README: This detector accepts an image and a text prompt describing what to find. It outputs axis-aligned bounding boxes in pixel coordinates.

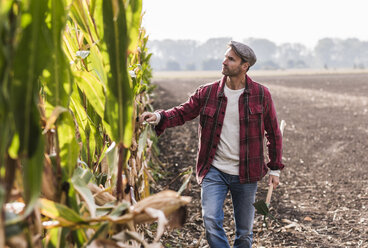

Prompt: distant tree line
[148,37,368,71]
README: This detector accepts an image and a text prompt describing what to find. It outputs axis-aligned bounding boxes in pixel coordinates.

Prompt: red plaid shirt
[155,75,284,184]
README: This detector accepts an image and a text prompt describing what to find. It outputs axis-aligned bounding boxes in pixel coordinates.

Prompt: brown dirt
[150,72,368,247]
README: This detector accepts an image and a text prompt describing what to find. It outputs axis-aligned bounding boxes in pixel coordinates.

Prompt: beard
[222,64,242,76]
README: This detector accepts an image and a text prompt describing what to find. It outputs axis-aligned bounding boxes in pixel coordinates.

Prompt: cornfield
[0,0,190,247]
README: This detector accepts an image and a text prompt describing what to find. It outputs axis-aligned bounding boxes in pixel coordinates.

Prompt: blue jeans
[201,166,257,248]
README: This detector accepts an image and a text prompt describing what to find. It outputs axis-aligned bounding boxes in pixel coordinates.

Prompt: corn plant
[0,0,190,247]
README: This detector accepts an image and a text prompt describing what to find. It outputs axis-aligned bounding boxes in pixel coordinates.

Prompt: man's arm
[263,88,284,188]
[139,85,206,136]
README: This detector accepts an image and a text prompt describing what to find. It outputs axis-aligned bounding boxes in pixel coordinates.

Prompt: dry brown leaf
[105,190,191,226]
[143,166,156,184]
[88,239,121,248]
[130,158,138,178]
[42,154,57,201]
[100,157,109,174]
[88,183,116,206]
[42,106,68,134]
[132,190,191,223]
[90,190,191,230]
[144,208,168,242]
[5,233,28,248]
[131,139,138,152]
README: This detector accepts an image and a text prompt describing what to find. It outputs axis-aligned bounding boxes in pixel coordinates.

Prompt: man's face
[221,48,247,76]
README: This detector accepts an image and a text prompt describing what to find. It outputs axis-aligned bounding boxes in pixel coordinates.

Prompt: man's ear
[242,62,250,71]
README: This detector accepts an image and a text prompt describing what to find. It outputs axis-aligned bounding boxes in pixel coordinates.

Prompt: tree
[202,58,222,71]
[166,60,181,71]
[198,37,232,60]
[244,38,277,62]
[315,38,336,68]
[148,39,198,71]
[276,43,310,69]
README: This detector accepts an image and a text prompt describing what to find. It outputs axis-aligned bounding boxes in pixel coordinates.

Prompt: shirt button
[212,145,216,148]
[218,123,222,126]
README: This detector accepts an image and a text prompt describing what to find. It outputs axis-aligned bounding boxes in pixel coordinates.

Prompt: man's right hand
[139,112,157,124]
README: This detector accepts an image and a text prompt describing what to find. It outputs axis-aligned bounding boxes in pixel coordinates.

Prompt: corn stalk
[0,0,190,247]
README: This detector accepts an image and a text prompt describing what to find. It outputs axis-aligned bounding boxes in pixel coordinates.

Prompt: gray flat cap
[229,41,257,67]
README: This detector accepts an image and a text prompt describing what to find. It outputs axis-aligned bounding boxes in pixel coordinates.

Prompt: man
[140,41,284,247]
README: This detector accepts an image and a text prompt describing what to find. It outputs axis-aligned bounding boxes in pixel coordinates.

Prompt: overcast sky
[142,0,367,48]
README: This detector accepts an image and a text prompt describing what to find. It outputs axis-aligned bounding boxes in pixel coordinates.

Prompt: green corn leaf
[0,0,12,16]
[70,83,96,166]
[109,201,130,217]
[70,83,88,130]
[6,0,48,225]
[125,0,142,53]
[74,71,105,119]
[74,166,93,184]
[22,134,45,212]
[103,0,134,147]
[85,223,110,246]
[62,21,80,64]
[85,202,129,245]
[0,0,11,166]
[83,122,95,166]
[44,223,84,248]
[7,132,19,159]
[71,167,96,217]
[43,0,72,123]
[10,0,48,158]
[87,102,103,164]
[44,227,67,248]
[137,124,148,159]
[0,95,9,165]
[105,141,118,188]
[6,135,45,225]
[40,198,87,226]
[89,43,108,85]
[0,185,4,209]
[57,110,79,180]
[91,0,104,43]
[70,0,99,45]
[71,228,88,247]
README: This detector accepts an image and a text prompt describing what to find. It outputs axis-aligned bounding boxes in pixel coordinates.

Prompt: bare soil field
[150,71,368,247]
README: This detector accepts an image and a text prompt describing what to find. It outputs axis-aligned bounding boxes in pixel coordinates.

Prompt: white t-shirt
[212,84,244,175]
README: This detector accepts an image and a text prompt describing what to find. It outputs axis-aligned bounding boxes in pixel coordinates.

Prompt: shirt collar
[217,75,252,98]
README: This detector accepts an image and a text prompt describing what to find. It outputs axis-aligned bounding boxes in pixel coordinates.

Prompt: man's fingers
[139,112,156,124]
[139,112,150,123]
[269,175,279,189]
[146,116,156,122]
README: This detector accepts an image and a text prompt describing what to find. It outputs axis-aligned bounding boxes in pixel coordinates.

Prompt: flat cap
[229,41,257,67]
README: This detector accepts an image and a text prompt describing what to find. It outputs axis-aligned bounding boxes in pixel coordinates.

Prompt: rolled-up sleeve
[264,89,284,170]
[155,87,203,136]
